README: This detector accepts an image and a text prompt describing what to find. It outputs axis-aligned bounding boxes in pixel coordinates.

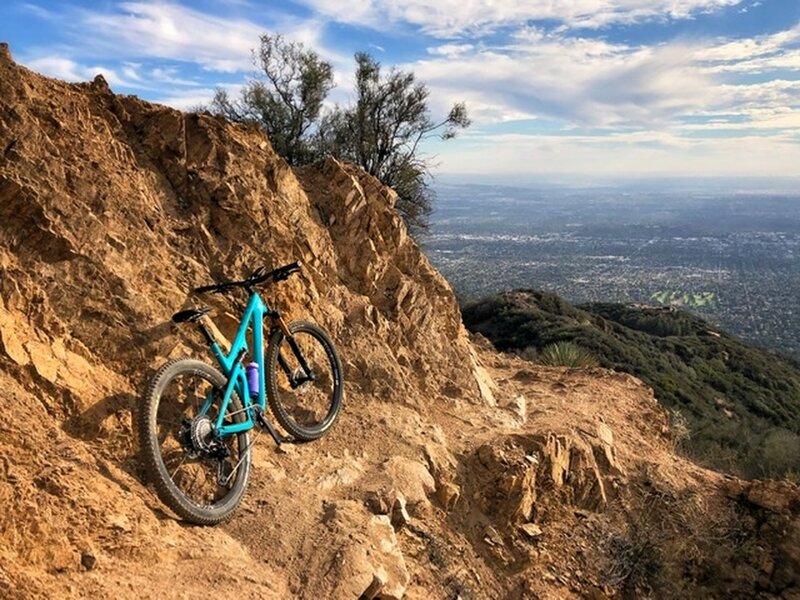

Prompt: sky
[1,0,799,183]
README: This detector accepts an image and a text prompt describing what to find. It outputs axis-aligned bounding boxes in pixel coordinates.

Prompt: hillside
[1,44,799,599]
[462,290,800,479]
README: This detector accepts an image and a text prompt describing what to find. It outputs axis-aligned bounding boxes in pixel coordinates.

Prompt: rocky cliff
[0,45,798,599]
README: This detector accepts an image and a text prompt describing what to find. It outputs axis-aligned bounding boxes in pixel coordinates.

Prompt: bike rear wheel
[139,358,251,525]
[266,320,343,441]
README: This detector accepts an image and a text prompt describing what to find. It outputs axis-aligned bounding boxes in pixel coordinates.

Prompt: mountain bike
[139,261,343,524]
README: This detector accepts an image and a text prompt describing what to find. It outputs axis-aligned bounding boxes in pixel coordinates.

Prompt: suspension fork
[269,311,315,387]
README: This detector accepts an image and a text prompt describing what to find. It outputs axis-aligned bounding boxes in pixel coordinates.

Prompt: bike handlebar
[194,261,302,295]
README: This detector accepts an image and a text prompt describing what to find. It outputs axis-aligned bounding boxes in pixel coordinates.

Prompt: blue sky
[1,0,799,181]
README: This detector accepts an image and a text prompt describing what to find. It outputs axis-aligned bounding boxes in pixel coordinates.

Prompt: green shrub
[462,289,800,479]
[669,409,691,452]
[539,341,599,368]
[759,429,800,479]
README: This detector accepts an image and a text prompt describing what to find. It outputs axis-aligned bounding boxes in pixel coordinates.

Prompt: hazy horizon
[435,174,800,192]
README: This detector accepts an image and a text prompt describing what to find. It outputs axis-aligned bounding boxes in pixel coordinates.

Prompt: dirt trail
[0,44,798,599]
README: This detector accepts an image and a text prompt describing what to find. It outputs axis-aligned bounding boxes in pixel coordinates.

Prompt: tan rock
[543,433,571,487]
[519,523,544,539]
[316,503,409,600]
[381,456,436,505]
[25,340,59,383]
[389,491,411,530]
[107,514,132,533]
[365,490,391,515]
[361,571,387,600]
[0,310,29,365]
[594,421,624,476]
[484,526,505,547]
[508,394,527,421]
[80,550,97,571]
[596,421,614,446]
[469,344,497,406]
[436,481,461,511]
[45,539,76,573]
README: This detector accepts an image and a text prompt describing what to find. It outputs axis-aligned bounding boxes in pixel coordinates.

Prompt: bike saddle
[172,306,212,323]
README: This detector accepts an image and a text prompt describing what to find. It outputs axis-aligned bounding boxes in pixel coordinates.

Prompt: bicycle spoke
[151,369,250,509]
[170,452,189,480]
[223,429,259,487]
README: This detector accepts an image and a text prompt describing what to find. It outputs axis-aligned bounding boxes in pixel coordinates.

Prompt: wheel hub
[291,367,313,394]
[178,415,229,461]
[190,415,215,453]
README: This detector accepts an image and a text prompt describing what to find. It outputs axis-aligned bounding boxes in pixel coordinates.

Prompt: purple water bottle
[245,362,259,398]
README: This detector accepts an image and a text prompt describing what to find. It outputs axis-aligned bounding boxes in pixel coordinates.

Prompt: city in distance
[424,179,800,359]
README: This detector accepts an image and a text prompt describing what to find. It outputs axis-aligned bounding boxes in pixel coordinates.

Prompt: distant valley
[425,182,800,358]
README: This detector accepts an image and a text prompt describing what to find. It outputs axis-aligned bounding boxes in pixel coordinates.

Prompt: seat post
[197,314,231,353]
[196,322,216,346]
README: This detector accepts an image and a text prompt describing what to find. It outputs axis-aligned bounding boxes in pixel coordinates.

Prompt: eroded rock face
[723,479,800,594]
[0,49,485,597]
[305,501,409,600]
[3,46,800,600]
[465,430,621,530]
[0,50,488,409]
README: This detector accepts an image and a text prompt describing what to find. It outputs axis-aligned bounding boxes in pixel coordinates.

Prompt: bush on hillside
[539,341,599,368]
[209,36,469,235]
[462,290,800,479]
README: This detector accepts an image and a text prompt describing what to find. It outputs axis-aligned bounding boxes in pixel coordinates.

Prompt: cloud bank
[12,0,800,179]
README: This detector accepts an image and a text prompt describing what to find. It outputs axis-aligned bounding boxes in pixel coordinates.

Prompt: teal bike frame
[198,291,270,437]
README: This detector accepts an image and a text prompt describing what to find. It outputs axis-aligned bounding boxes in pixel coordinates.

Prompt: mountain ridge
[1,45,798,599]
[463,289,800,480]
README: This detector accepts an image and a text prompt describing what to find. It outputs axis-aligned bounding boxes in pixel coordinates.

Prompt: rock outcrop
[1,46,798,600]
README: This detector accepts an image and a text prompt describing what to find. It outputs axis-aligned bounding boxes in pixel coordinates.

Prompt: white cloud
[77,2,268,72]
[406,19,800,131]
[18,1,353,111]
[411,34,713,128]
[23,56,141,89]
[17,0,800,178]
[19,2,57,20]
[40,1,337,74]
[699,23,800,64]
[427,43,474,57]
[150,66,200,86]
[155,84,243,110]
[295,0,743,36]
[404,18,800,178]
[677,110,800,131]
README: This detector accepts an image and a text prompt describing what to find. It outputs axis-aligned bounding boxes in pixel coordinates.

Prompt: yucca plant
[539,341,599,368]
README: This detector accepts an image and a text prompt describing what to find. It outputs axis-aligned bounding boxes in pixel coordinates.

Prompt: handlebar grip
[195,282,235,294]
[274,261,302,280]
[194,284,218,294]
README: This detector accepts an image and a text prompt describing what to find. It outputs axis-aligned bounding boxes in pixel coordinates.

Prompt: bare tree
[318,52,470,234]
[210,41,469,235]
[210,34,333,165]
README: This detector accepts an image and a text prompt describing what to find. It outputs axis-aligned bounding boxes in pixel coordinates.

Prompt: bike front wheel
[139,358,252,525]
[266,320,343,441]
